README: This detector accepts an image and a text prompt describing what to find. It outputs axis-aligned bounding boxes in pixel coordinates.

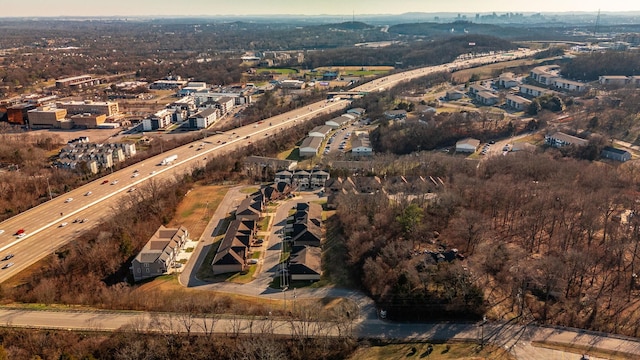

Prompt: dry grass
[167,184,231,241]
[348,342,515,360]
[532,341,634,360]
[452,58,548,83]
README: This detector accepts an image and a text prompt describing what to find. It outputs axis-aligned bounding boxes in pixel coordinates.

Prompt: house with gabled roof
[505,94,532,111]
[235,194,263,221]
[299,137,323,158]
[310,170,330,188]
[210,219,257,275]
[290,206,322,247]
[292,170,311,189]
[308,125,333,138]
[325,115,352,129]
[131,225,189,282]
[347,107,366,117]
[275,170,293,184]
[288,246,322,281]
[497,72,519,88]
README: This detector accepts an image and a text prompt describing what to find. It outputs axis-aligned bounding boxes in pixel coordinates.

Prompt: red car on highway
[101,180,109,184]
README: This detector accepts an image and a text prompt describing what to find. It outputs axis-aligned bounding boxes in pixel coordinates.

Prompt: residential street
[170,185,640,358]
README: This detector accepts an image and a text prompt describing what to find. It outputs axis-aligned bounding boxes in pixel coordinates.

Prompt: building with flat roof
[7,103,36,125]
[55,75,100,89]
[70,113,107,128]
[27,106,67,128]
[56,100,119,117]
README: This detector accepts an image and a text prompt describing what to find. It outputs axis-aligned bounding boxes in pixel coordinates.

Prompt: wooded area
[329,151,640,335]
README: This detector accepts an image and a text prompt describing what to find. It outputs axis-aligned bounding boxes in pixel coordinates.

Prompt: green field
[256,68,298,75]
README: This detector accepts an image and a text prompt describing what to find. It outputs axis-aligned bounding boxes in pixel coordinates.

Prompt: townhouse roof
[456,138,481,147]
[300,136,323,149]
[289,246,322,275]
[135,225,187,264]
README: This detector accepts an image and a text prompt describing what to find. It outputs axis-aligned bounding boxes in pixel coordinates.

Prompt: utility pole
[282,286,288,311]
[46,177,53,201]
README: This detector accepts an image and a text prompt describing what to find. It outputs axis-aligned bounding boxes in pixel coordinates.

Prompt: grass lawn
[259,216,271,231]
[348,342,514,360]
[168,185,231,240]
[256,68,298,75]
[227,265,257,283]
[532,340,634,360]
[240,186,259,194]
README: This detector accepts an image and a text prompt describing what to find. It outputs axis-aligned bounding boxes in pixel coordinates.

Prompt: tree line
[326,150,640,335]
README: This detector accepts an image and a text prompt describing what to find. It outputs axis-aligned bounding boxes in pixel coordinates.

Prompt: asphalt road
[0,48,538,283]
[0,307,626,359]
[0,99,349,282]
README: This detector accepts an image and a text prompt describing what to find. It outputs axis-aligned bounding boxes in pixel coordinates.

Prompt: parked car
[248,259,259,264]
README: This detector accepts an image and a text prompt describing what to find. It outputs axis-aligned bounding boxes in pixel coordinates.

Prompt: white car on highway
[59,222,68,227]
[84,191,92,196]
[0,230,4,235]
[111,180,119,185]
[65,198,73,203]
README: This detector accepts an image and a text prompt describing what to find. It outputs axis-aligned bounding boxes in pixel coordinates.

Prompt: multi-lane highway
[0,99,349,282]
[0,48,538,283]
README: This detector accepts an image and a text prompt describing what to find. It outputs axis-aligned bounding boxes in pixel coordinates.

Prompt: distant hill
[320,21,375,31]
[388,21,534,39]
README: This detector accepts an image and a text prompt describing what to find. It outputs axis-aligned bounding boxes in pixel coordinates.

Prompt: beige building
[70,113,107,128]
[56,100,119,116]
[27,106,67,128]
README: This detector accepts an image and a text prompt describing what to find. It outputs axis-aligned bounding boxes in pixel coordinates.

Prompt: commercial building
[70,113,107,128]
[545,132,588,147]
[55,75,101,89]
[455,138,480,153]
[6,103,36,125]
[142,109,173,131]
[188,108,218,129]
[56,100,119,117]
[27,106,67,128]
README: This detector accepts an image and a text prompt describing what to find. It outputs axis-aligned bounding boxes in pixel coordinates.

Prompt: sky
[2,0,638,17]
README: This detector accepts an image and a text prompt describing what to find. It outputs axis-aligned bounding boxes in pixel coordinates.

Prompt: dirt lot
[3,128,121,145]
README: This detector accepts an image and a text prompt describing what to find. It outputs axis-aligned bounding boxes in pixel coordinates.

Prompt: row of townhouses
[57,142,137,174]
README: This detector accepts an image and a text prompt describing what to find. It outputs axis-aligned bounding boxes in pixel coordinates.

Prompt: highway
[0,99,349,282]
[0,48,538,283]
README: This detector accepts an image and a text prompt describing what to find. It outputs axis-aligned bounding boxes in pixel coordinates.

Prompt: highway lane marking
[0,100,349,255]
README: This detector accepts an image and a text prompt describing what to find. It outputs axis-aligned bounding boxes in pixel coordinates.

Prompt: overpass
[327,91,369,99]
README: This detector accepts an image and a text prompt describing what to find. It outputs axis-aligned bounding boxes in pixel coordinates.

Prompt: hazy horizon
[3,0,638,18]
